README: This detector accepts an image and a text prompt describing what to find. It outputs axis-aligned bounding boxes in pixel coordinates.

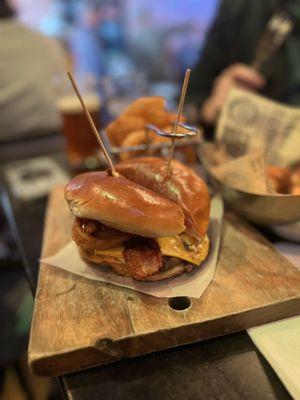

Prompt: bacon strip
[123,237,163,280]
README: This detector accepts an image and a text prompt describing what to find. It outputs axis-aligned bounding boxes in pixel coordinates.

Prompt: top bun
[65,172,185,238]
[116,157,210,239]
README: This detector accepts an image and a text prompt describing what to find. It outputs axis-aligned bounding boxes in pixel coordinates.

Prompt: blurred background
[16,0,219,111]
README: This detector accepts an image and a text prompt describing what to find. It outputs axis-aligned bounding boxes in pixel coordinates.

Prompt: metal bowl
[198,142,300,226]
[272,220,300,242]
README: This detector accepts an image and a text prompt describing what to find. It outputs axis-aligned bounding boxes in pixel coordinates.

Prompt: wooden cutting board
[28,187,300,377]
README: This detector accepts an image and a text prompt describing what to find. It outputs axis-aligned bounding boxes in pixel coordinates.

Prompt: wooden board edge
[28,296,300,377]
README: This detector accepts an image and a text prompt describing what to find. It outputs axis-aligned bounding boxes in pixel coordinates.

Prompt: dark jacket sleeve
[187,0,248,108]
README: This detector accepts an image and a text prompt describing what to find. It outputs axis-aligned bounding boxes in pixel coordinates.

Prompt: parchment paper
[211,150,267,194]
[41,195,223,298]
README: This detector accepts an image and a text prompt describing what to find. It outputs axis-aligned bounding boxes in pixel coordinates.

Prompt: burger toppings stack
[65,157,210,281]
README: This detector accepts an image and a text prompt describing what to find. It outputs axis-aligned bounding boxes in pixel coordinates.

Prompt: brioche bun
[65,171,185,238]
[116,157,210,239]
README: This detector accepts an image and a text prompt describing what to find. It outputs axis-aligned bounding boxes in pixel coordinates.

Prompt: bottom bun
[78,239,209,281]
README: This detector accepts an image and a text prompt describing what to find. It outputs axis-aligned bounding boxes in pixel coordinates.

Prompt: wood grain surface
[28,187,300,377]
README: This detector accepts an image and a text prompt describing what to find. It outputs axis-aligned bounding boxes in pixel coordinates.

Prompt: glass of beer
[57,93,101,169]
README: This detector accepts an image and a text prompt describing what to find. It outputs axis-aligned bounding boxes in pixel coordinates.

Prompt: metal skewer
[147,122,199,139]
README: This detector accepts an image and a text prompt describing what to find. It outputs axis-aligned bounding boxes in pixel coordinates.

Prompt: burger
[65,158,210,281]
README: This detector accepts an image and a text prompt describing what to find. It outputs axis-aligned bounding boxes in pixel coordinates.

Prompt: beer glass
[57,93,101,168]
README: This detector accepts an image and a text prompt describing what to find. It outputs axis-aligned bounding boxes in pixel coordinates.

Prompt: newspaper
[211,150,267,194]
[216,88,300,166]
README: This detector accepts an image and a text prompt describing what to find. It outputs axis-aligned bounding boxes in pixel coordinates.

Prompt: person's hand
[200,63,266,125]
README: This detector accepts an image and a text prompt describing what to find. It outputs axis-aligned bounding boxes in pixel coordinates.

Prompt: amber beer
[58,94,101,167]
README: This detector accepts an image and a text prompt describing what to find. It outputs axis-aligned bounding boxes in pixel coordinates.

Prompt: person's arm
[187,0,265,126]
[188,0,237,109]
[200,63,265,124]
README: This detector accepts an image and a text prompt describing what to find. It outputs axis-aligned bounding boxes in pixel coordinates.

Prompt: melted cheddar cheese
[156,235,209,265]
[94,235,209,266]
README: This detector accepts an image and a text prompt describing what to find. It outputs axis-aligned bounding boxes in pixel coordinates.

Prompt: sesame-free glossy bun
[65,172,185,238]
[116,157,210,239]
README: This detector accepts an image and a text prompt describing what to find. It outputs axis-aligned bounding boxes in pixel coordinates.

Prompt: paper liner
[211,150,267,194]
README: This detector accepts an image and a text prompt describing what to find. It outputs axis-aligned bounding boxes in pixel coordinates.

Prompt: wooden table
[0,145,293,400]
